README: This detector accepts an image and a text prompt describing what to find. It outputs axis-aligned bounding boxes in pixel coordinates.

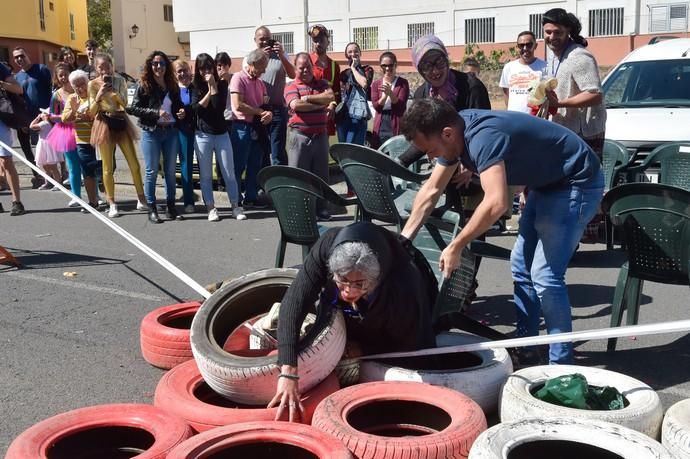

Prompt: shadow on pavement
[2,248,127,269]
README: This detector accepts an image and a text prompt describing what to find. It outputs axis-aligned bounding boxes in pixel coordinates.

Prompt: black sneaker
[0,202,4,213]
[165,203,184,221]
[31,176,44,189]
[10,201,26,216]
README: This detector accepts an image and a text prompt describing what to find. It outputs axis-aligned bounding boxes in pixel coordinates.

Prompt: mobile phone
[266,39,276,48]
[103,75,113,87]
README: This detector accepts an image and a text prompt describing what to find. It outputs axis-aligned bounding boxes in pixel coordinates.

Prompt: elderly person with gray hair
[229,48,272,208]
[269,222,436,421]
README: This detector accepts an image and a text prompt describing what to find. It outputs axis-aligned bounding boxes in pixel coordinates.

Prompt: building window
[589,7,624,36]
[650,4,688,32]
[529,13,544,39]
[69,13,76,40]
[465,17,495,43]
[0,47,9,64]
[353,26,379,50]
[49,2,54,11]
[163,4,173,22]
[38,0,46,31]
[271,32,294,54]
[407,22,435,47]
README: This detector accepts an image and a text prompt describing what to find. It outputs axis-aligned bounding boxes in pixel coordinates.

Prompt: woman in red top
[370,51,409,149]
[308,25,340,136]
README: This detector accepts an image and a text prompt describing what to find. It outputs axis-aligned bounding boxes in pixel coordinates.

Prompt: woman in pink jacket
[370,51,409,149]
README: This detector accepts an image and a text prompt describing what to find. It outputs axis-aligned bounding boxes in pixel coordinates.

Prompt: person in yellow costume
[88,53,146,218]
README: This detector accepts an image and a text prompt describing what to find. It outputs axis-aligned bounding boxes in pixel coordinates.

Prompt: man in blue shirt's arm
[400,98,604,365]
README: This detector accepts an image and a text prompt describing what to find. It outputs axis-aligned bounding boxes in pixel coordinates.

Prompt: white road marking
[5,272,166,302]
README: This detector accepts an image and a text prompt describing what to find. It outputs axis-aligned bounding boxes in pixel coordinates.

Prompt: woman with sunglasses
[190,53,245,222]
[129,50,185,223]
[268,222,436,422]
[172,60,196,213]
[370,52,409,149]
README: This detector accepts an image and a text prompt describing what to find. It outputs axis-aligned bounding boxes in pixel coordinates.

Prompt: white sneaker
[136,201,149,211]
[62,178,70,186]
[208,208,220,222]
[108,204,120,218]
[67,198,80,208]
[184,204,195,214]
[233,207,247,220]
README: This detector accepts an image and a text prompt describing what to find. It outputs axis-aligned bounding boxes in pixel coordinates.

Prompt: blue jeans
[231,122,263,203]
[268,106,288,165]
[76,144,100,178]
[510,171,604,364]
[194,131,240,207]
[177,130,196,207]
[63,149,81,198]
[141,127,179,205]
[336,117,368,145]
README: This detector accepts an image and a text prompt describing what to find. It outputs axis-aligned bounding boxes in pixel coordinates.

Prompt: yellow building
[0,0,89,67]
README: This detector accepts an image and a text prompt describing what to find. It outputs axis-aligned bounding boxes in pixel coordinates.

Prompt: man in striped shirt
[284,52,334,220]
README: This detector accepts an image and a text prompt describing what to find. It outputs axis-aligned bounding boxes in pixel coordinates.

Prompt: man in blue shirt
[0,62,26,215]
[12,47,52,187]
[400,98,604,365]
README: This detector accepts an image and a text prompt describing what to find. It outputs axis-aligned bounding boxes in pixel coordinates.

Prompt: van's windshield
[604,59,690,108]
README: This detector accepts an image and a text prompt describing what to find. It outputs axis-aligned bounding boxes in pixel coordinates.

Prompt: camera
[103,74,113,87]
[266,39,276,48]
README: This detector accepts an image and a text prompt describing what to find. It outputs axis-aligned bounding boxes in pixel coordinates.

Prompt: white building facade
[171,0,689,65]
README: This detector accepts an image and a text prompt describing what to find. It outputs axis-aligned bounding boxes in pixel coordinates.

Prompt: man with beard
[499,31,548,113]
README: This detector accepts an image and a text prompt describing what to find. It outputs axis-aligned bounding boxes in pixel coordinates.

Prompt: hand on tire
[268,369,305,422]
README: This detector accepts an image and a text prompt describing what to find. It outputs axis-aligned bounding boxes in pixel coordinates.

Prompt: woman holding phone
[88,53,146,218]
[337,42,374,146]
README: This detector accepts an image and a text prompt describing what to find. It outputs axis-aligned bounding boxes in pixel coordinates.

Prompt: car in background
[602,38,690,182]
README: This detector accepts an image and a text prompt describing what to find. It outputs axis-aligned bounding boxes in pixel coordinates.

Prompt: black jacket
[190,80,228,135]
[128,82,185,132]
[277,223,437,367]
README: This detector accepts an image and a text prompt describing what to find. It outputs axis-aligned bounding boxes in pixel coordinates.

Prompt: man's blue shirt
[15,64,52,114]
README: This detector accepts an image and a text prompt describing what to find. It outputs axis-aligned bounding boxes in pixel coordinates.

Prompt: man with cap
[308,25,341,137]
[399,98,604,366]
[269,221,436,421]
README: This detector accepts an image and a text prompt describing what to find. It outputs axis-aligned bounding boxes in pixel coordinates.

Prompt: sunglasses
[152,61,167,68]
[419,56,448,75]
[517,42,535,49]
[381,64,395,69]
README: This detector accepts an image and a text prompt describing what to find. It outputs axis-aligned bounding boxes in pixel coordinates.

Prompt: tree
[87,0,112,51]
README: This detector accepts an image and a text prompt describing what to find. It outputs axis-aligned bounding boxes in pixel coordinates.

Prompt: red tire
[6,403,193,459]
[140,301,201,369]
[312,381,487,459]
[166,421,353,458]
[154,359,340,432]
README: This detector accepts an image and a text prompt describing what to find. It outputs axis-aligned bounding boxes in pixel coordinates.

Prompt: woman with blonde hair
[88,52,146,218]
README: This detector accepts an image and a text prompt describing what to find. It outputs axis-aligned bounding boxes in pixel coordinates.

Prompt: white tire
[469,417,673,459]
[662,399,690,459]
[500,364,663,438]
[190,268,346,405]
[359,331,513,414]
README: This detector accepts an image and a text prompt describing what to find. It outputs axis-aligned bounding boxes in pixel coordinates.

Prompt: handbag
[344,70,371,122]
[0,88,32,130]
[99,111,127,131]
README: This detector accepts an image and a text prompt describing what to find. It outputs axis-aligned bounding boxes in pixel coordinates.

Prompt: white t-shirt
[499,58,547,113]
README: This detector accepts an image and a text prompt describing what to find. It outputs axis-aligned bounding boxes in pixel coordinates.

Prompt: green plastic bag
[534,373,627,411]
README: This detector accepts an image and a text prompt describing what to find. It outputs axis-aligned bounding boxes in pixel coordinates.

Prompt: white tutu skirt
[46,122,77,152]
[35,138,64,166]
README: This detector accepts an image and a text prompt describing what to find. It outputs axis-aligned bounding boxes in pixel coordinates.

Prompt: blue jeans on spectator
[194,131,240,207]
[336,117,368,145]
[177,129,196,207]
[140,127,179,206]
[76,144,100,178]
[510,171,604,364]
[269,106,288,165]
[63,149,81,198]
[231,122,263,203]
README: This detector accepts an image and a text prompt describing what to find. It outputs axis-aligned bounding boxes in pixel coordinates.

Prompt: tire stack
[140,301,201,369]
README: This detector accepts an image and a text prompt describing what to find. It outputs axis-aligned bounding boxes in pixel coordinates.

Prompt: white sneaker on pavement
[137,201,149,211]
[208,208,220,222]
[67,199,80,208]
[108,203,120,218]
[232,207,247,220]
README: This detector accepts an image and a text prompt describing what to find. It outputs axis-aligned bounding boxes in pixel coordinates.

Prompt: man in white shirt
[499,31,547,113]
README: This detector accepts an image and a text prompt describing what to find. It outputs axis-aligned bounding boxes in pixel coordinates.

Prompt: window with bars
[407,22,435,47]
[353,26,379,50]
[39,0,46,31]
[529,13,544,39]
[163,4,173,22]
[650,4,688,32]
[328,29,334,51]
[589,8,624,36]
[465,17,495,43]
[271,32,294,54]
[69,13,75,40]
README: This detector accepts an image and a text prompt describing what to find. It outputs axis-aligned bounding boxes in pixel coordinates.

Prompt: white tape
[1,139,211,299]
[362,319,690,360]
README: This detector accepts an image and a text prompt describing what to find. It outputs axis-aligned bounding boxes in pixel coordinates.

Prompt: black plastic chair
[602,139,634,249]
[257,166,356,268]
[602,183,690,351]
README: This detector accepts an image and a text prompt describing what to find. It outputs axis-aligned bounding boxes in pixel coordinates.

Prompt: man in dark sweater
[269,222,436,421]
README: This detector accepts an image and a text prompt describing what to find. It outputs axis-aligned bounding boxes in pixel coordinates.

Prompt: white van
[602,38,690,182]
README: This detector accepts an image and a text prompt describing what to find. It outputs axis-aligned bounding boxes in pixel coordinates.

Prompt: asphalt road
[1,159,689,453]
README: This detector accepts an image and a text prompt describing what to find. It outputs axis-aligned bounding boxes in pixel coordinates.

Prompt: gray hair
[246,48,268,66]
[68,69,89,87]
[328,242,381,288]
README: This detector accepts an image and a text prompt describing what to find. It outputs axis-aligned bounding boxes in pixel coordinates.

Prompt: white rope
[1,139,211,299]
[362,319,690,360]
